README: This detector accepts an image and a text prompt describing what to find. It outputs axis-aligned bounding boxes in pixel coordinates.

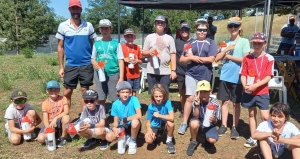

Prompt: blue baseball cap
[46,80,60,89]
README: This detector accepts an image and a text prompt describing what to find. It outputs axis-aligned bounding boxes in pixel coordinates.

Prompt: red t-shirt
[121,43,142,79]
[240,53,274,95]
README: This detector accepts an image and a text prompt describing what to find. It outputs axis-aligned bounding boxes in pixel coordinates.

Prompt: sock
[166,136,172,143]
[130,138,136,143]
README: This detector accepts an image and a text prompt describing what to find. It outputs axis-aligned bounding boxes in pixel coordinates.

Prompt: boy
[37,80,71,147]
[4,89,42,145]
[240,32,274,148]
[78,89,109,150]
[186,80,221,156]
[142,15,177,94]
[121,28,143,96]
[91,19,125,106]
[106,81,142,154]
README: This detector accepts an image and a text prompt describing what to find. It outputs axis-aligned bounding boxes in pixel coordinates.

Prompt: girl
[253,102,300,159]
[78,90,109,150]
[215,16,250,139]
[145,84,176,154]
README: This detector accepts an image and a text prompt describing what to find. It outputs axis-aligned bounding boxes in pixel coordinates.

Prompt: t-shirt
[42,96,68,121]
[91,39,124,76]
[192,97,221,122]
[257,120,300,145]
[175,38,194,76]
[55,19,97,66]
[281,24,299,44]
[146,99,173,128]
[4,103,35,128]
[111,96,141,126]
[207,25,217,40]
[183,38,218,81]
[80,105,106,124]
[143,33,176,75]
[240,53,274,95]
[121,44,142,79]
[220,38,250,84]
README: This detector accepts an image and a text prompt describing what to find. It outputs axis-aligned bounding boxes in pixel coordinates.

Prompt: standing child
[106,81,142,155]
[91,19,125,106]
[186,80,221,156]
[144,84,176,154]
[121,28,143,96]
[4,89,42,145]
[78,89,109,150]
[253,102,300,159]
[240,32,274,148]
[37,80,71,147]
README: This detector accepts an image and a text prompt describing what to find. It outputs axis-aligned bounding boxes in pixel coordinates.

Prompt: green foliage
[0,49,3,56]
[0,72,13,91]
[21,47,33,58]
[46,57,58,66]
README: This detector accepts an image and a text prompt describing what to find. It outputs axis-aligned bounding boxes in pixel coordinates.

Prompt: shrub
[46,57,58,66]
[0,49,4,56]
[22,47,33,58]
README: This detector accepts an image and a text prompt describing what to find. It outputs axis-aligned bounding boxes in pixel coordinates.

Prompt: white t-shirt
[4,103,35,128]
[257,120,300,144]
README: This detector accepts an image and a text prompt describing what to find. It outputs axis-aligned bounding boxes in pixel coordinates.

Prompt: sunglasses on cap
[227,24,240,29]
[14,99,26,104]
[196,28,208,32]
[84,100,95,104]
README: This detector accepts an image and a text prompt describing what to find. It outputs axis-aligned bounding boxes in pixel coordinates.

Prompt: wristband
[123,117,128,123]
[90,124,95,129]
[171,70,176,72]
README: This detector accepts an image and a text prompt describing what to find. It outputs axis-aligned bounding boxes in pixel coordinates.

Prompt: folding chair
[268,69,287,104]
[212,63,221,91]
[139,63,147,94]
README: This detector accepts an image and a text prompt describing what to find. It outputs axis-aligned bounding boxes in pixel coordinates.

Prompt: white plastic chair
[139,63,147,94]
[268,69,287,104]
[212,63,221,91]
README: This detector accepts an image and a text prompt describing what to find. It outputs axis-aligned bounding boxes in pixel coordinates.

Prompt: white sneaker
[125,135,130,146]
[244,137,257,148]
[128,142,137,154]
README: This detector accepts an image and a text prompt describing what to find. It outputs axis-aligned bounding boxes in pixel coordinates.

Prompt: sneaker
[244,137,257,148]
[31,132,37,140]
[128,142,137,154]
[186,141,198,156]
[166,141,176,154]
[57,137,67,147]
[178,123,187,135]
[82,138,96,148]
[125,135,130,146]
[217,125,228,136]
[203,140,216,153]
[230,127,239,139]
[100,140,108,150]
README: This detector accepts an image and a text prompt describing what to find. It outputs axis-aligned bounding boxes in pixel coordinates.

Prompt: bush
[46,57,58,66]
[0,49,4,56]
[22,47,33,58]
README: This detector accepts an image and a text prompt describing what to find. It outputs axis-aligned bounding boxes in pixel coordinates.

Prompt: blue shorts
[241,93,270,110]
[190,118,219,141]
[258,141,287,158]
[126,78,141,91]
[39,118,62,134]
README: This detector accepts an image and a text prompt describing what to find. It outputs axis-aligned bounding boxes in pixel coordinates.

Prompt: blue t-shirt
[281,24,299,44]
[111,96,141,126]
[183,38,218,81]
[220,38,250,84]
[146,99,173,128]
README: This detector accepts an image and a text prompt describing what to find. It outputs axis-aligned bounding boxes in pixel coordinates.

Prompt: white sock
[166,136,172,143]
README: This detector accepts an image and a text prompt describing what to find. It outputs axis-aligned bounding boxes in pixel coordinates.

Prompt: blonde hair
[150,84,169,105]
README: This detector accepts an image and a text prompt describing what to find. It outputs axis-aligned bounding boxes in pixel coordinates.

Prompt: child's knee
[61,115,71,124]
[190,120,200,129]
[166,121,174,128]
[26,110,37,119]
[131,119,140,128]
[37,133,46,143]
[106,132,116,142]
[10,134,21,145]
[206,138,217,144]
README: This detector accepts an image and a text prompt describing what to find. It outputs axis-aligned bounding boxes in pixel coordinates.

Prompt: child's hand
[245,84,257,92]
[225,44,235,52]
[25,125,35,134]
[153,112,160,118]
[49,118,57,128]
[209,114,216,123]
[194,92,200,105]
[79,123,89,132]
[145,130,155,140]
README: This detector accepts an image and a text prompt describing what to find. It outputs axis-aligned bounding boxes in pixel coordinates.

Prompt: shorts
[217,80,243,103]
[90,127,110,139]
[64,65,94,89]
[185,75,199,96]
[5,123,20,139]
[150,122,166,137]
[176,74,185,90]
[117,120,142,135]
[257,141,287,158]
[126,78,141,91]
[276,43,294,55]
[39,118,62,134]
[190,118,219,141]
[147,74,171,94]
[94,73,119,102]
[241,93,270,110]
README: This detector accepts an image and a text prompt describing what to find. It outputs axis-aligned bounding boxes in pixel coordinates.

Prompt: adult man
[142,15,177,93]
[174,22,193,118]
[276,15,299,55]
[207,17,217,40]
[56,0,97,111]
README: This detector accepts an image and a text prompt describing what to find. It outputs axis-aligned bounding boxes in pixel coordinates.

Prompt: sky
[48,0,89,18]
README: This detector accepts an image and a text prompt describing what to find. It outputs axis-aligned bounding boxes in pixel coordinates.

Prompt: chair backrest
[140,63,147,78]
[268,69,283,88]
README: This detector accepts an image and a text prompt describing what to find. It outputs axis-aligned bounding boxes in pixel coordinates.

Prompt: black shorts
[150,122,166,137]
[176,74,185,90]
[217,80,243,103]
[147,74,171,94]
[63,65,94,89]
[121,121,142,135]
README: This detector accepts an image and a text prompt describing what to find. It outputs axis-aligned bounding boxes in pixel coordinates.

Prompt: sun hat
[250,32,267,43]
[46,80,60,89]
[82,90,98,99]
[196,80,211,92]
[11,89,27,99]
[124,28,135,36]
[99,19,112,27]
[116,81,132,92]
[228,17,242,25]
[155,15,166,22]
[180,22,190,29]
[69,0,82,8]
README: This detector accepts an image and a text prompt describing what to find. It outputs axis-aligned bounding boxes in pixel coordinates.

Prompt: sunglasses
[84,100,95,104]
[227,24,240,29]
[196,28,208,32]
[125,35,134,38]
[14,99,26,104]
[180,29,190,33]
[155,21,165,25]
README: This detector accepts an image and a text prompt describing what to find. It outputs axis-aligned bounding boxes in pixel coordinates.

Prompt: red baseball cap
[69,0,82,8]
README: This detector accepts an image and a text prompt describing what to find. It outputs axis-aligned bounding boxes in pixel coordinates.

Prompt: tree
[0,0,55,54]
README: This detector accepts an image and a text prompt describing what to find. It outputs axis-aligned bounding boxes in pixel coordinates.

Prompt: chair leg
[279,91,282,103]
[212,74,215,92]
[283,86,287,105]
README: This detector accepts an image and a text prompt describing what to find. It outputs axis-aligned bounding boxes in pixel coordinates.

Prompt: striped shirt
[193,97,221,122]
